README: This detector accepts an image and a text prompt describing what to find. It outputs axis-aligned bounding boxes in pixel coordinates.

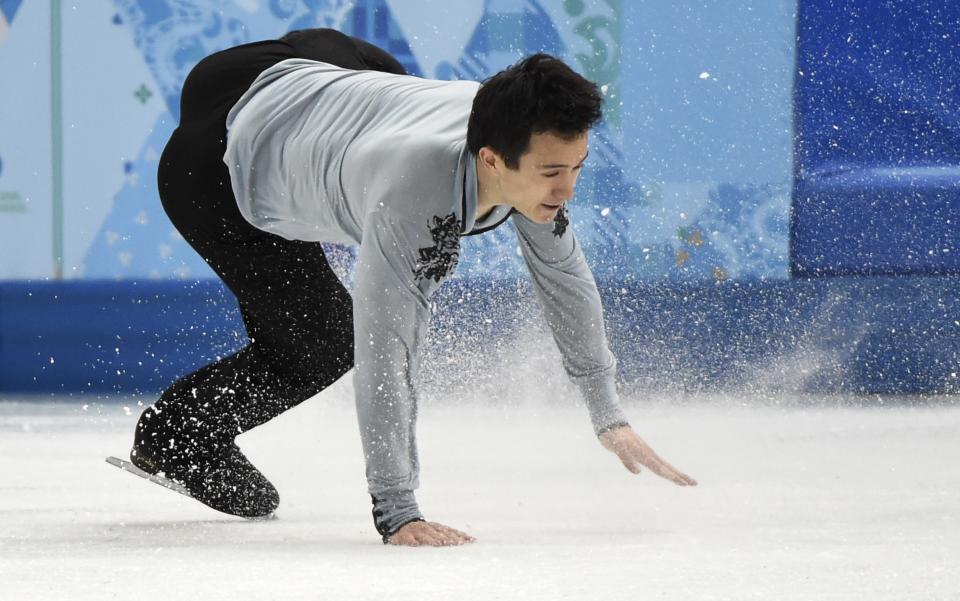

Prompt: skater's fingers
[658,465,691,485]
[656,460,697,486]
[603,439,638,473]
[433,523,476,544]
[420,524,448,546]
[641,453,698,487]
[600,427,698,487]
[432,522,469,537]
[428,522,476,545]
[422,532,458,547]
[389,521,474,547]
[416,531,440,546]
[427,527,457,545]
[626,437,660,462]
[617,452,642,474]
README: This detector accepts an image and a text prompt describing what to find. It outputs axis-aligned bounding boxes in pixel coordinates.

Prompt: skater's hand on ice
[387,520,476,547]
[599,426,698,487]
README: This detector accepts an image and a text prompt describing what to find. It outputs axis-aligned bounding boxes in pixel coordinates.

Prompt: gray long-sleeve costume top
[223,58,628,537]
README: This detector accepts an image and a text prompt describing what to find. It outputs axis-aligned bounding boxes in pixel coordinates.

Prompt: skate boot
[130,408,279,518]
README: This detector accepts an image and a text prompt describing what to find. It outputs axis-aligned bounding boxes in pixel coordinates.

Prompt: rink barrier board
[0,277,956,396]
[791,0,960,277]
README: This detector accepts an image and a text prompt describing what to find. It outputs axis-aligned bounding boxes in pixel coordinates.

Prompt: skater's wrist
[381,516,426,544]
[596,420,630,436]
[370,490,423,542]
[576,372,629,435]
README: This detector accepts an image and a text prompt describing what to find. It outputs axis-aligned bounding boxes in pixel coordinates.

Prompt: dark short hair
[466,53,603,169]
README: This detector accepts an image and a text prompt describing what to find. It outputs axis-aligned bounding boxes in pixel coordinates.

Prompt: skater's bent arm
[512,211,627,434]
[512,211,697,487]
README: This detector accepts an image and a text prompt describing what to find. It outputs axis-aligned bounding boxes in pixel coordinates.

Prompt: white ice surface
[1,390,958,601]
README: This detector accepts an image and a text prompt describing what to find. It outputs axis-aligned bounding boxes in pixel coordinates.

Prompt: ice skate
[128,436,279,519]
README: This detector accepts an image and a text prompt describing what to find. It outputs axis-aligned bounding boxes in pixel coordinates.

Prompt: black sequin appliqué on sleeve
[552,206,569,238]
[413,213,461,283]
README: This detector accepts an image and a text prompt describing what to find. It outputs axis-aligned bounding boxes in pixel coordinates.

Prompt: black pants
[136,30,406,458]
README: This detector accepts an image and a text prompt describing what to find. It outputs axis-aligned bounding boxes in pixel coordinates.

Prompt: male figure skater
[130,28,697,547]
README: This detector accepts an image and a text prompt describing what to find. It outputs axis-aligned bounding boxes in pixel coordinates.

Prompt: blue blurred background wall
[0,0,956,395]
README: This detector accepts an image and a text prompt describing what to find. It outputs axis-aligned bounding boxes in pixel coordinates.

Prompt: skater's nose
[552,175,576,202]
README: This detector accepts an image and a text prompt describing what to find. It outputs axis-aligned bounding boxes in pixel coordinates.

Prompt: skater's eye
[543,165,582,179]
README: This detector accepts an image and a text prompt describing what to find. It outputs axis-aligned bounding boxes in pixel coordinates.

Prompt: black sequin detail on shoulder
[552,206,569,238]
[413,213,461,283]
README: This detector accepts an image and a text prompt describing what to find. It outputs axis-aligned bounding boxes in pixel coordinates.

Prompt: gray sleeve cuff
[573,371,630,436]
[371,490,424,541]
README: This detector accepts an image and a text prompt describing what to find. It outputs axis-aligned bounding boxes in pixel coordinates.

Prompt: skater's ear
[477,145,511,173]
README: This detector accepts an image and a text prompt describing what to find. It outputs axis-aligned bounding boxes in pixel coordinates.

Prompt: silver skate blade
[105,456,278,520]
[106,455,193,497]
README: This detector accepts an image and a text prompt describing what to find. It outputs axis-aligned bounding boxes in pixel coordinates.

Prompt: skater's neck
[475,155,499,222]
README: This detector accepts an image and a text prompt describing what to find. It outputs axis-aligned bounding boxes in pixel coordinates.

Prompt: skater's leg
[131,225,353,518]
[130,42,352,516]
[135,225,355,459]
[133,121,354,516]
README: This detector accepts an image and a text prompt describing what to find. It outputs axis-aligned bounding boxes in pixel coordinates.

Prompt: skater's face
[481,130,589,224]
